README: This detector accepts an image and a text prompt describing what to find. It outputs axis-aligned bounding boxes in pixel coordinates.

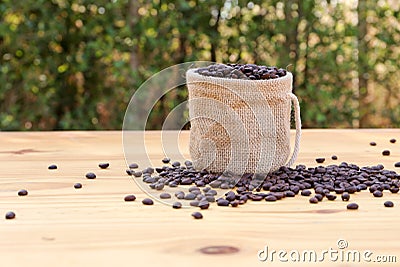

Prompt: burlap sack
[186,68,301,175]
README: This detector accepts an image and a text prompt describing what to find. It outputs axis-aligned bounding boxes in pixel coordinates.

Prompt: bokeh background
[1,0,399,130]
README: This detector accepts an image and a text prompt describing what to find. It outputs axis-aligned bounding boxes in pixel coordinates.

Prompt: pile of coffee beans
[195,63,287,80]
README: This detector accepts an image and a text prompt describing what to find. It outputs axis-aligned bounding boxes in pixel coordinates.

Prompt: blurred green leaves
[0,0,399,130]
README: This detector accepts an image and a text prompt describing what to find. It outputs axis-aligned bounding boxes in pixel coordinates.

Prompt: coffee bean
[309,197,318,204]
[129,163,139,169]
[98,163,109,169]
[18,189,28,196]
[172,161,181,167]
[347,203,359,210]
[230,200,240,207]
[172,202,182,209]
[369,141,377,146]
[198,200,210,210]
[389,138,396,144]
[184,193,196,200]
[331,155,338,160]
[390,187,399,193]
[314,194,324,201]
[315,158,325,164]
[160,192,171,199]
[48,164,57,170]
[285,191,295,197]
[5,211,15,220]
[326,194,337,201]
[142,198,154,205]
[184,160,193,166]
[124,194,136,201]
[301,189,312,196]
[341,193,350,201]
[85,172,96,179]
[265,195,277,202]
[175,191,185,199]
[382,150,390,156]
[126,169,134,175]
[162,157,170,164]
[373,190,383,197]
[217,199,230,206]
[394,162,400,168]
[74,183,82,189]
[190,201,199,207]
[384,201,394,207]
[225,191,236,202]
[155,183,164,190]
[191,211,203,219]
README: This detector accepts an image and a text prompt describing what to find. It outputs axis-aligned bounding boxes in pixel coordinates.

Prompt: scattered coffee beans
[373,190,383,197]
[124,194,136,201]
[129,163,139,169]
[18,189,28,196]
[5,211,15,220]
[48,164,57,170]
[98,163,109,169]
[74,183,82,189]
[162,157,170,164]
[85,172,96,179]
[384,201,394,207]
[142,198,154,205]
[331,155,338,160]
[191,211,203,219]
[389,138,396,144]
[395,162,400,168]
[347,203,359,210]
[315,158,325,164]
[382,150,390,156]
[309,197,318,204]
[369,142,377,146]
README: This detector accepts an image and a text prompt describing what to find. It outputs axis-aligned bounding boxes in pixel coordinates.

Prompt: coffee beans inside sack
[186,63,301,176]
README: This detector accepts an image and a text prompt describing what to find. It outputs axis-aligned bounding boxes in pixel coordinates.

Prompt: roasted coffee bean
[341,193,350,201]
[48,164,57,170]
[285,191,296,197]
[5,211,15,220]
[382,150,390,156]
[85,172,96,179]
[390,187,399,193]
[155,183,164,190]
[198,200,210,210]
[346,186,357,194]
[373,190,383,197]
[190,201,199,207]
[384,201,394,207]
[369,141,377,146]
[18,189,28,196]
[98,163,109,169]
[265,195,277,202]
[129,163,139,169]
[142,198,154,205]
[172,161,181,167]
[230,200,240,207]
[132,171,142,177]
[159,192,171,199]
[301,189,312,196]
[217,199,230,206]
[124,194,136,201]
[172,202,182,209]
[347,203,359,210]
[184,193,196,200]
[389,138,396,144]
[331,155,338,160]
[126,169,134,175]
[162,157,170,164]
[335,188,345,194]
[175,191,185,199]
[394,162,400,168]
[74,183,82,189]
[315,158,325,164]
[309,197,318,204]
[184,160,193,166]
[314,194,324,201]
[326,194,337,201]
[191,211,203,219]
[225,191,236,202]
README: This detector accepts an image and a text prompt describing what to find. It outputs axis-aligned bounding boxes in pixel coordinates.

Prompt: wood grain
[0,130,399,267]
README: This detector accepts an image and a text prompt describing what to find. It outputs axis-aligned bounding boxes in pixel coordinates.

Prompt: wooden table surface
[0,130,399,267]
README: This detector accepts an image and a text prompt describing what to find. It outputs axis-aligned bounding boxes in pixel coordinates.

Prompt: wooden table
[0,130,399,267]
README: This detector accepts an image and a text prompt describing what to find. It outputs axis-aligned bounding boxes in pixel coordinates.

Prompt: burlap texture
[186,69,295,174]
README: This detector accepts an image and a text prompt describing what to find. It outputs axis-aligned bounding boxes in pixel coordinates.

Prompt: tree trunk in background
[128,0,140,70]
[357,0,370,127]
[284,0,299,87]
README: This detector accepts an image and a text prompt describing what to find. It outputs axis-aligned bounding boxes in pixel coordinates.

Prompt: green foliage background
[1,0,399,130]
